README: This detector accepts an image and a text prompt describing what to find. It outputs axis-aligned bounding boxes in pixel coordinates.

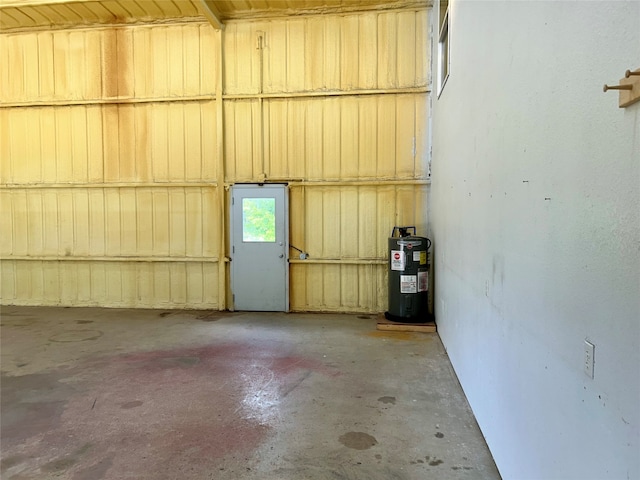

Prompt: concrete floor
[1,306,500,480]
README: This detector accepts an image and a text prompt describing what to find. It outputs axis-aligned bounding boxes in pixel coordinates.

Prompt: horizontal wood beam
[1,87,428,109]
[0,0,88,8]
[1,255,220,263]
[220,2,430,22]
[198,0,224,30]
[287,179,431,186]
[289,258,386,265]
[223,179,431,187]
[223,87,429,100]
[0,95,215,109]
[1,182,218,189]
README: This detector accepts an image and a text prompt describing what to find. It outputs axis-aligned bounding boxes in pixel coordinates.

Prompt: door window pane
[242,198,276,242]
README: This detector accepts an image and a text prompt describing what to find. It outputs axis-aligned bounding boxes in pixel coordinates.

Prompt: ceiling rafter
[198,0,223,30]
[0,0,430,32]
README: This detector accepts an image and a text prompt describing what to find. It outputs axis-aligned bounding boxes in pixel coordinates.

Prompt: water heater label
[418,271,428,292]
[391,250,405,271]
[400,275,417,293]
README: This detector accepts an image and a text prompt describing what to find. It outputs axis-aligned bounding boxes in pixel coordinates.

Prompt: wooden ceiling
[0,0,429,31]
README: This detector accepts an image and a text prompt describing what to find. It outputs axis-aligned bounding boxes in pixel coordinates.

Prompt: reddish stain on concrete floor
[1,342,337,480]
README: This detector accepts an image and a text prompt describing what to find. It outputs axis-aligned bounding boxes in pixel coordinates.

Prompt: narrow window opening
[437,0,450,96]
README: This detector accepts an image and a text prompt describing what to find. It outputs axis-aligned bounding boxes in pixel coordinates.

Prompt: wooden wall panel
[1,260,219,308]
[0,109,10,183]
[287,184,428,313]
[224,9,429,94]
[223,20,261,95]
[224,99,262,182]
[292,185,428,259]
[1,102,217,184]
[0,191,12,254]
[2,9,430,313]
[0,23,217,104]
[291,263,387,312]
[0,187,218,259]
[1,20,222,309]
[226,94,428,183]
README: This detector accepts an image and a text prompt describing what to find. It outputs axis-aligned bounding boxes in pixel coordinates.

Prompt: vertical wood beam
[257,31,266,180]
[215,28,226,310]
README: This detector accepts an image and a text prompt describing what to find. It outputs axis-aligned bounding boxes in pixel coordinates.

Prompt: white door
[230,184,288,311]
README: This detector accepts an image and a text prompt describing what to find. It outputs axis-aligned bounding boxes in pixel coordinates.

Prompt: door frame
[229,183,289,312]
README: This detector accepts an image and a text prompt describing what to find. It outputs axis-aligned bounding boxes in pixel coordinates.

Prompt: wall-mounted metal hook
[603,84,632,92]
[256,31,265,50]
[625,70,640,78]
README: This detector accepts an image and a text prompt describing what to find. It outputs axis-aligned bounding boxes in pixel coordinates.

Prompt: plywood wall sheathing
[0,24,218,104]
[1,8,431,312]
[1,22,221,309]
[224,10,429,94]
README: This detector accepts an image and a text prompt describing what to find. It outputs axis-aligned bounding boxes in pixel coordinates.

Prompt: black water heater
[386,226,431,322]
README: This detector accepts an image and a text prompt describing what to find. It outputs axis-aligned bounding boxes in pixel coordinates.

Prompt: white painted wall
[430,2,640,479]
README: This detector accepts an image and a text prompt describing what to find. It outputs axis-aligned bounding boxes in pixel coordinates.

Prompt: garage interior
[0,1,490,478]
[1,1,639,479]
